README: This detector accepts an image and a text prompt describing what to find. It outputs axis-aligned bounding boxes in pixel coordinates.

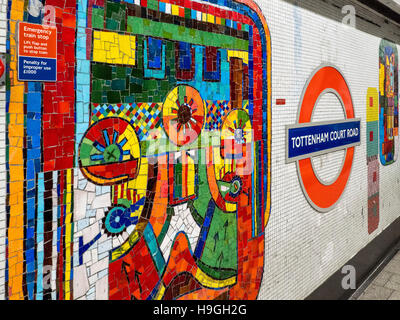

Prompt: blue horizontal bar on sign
[286,119,361,163]
[18,56,57,82]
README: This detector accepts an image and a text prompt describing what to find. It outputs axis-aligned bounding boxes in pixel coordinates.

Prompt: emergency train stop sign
[18,22,57,81]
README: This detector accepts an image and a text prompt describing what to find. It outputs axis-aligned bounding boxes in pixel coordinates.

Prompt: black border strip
[357,0,400,24]
[306,215,400,300]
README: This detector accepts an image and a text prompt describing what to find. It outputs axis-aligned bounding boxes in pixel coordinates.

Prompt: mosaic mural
[364,40,399,234]
[379,39,399,166]
[366,87,379,234]
[5,0,271,300]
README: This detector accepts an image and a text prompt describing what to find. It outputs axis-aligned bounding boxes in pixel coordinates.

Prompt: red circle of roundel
[297,66,355,211]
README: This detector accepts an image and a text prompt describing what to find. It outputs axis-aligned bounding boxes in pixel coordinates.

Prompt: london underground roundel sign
[286,65,361,212]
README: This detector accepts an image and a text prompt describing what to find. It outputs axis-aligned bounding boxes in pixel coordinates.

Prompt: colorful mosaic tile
[379,39,399,165]
[4,0,271,300]
[91,103,164,141]
[93,31,136,65]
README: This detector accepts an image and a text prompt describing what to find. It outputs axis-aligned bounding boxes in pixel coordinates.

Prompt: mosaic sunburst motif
[90,129,131,163]
[221,109,252,159]
[79,117,141,185]
[163,85,205,146]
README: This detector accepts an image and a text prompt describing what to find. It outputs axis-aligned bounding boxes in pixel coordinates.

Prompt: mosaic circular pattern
[79,117,141,185]
[162,85,205,146]
[103,206,139,237]
[229,176,243,198]
[221,109,252,159]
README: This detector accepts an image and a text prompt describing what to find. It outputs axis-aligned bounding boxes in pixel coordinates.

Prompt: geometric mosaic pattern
[91,103,163,141]
[379,39,399,165]
[205,100,232,130]
[366,87,380,234]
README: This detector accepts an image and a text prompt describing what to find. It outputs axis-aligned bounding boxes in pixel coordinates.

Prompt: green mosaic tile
[92,64,112,80]
[92,7,104,29]
[127,16,248,50]
[106,1,126,31]
[147,0,159,11]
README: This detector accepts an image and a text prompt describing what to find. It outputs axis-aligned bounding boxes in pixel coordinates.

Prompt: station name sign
[18,22,57,82]
[286,119,361,163]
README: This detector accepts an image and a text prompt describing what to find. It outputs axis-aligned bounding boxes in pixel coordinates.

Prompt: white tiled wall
[256,0,400,299]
